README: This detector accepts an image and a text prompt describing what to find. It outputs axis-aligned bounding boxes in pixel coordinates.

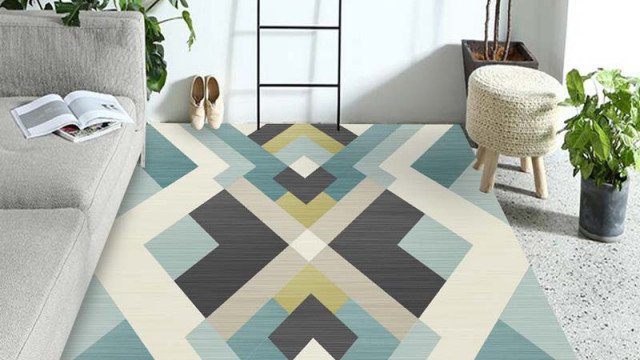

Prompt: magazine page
[10,94,78,139]
[64,91,135,128]
[56,122,123,143]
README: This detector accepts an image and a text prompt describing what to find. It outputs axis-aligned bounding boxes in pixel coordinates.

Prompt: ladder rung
[260,25,339,31]
[260,83,339,88]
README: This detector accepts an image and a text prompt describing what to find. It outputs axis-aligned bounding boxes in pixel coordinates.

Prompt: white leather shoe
[205,76,224,129]
[189,76,206,130]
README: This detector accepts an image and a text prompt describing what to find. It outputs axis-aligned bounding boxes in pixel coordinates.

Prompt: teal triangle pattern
[476,320,554,360]
[184,126,255,188]
[389,321,439,360]
[61,278,125,360]
[145,215,218,280]
[214,125,288,201]
[336,300,399,360]
[117,167,163,216]
[227,300,289,360]
[274,136,333,166]
[449,164,509,223]
[412,126,475,188]
[75,320,152,360]
[355,125,422,188]
[499,269,576,359]
[187,320,239,360]
[398,216,471,280]
[324,125,398,201]
[145,125,197,188]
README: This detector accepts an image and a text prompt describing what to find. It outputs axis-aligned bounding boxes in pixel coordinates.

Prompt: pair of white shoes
[190,76,224,130]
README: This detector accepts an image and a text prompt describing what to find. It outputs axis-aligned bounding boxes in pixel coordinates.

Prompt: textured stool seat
[465,65,563,198]
[467,65,563,157]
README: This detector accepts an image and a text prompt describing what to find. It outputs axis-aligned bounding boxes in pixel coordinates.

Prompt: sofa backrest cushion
[0,10,146,123]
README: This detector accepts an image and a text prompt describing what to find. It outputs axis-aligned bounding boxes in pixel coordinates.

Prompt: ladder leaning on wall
[256,0,343,131]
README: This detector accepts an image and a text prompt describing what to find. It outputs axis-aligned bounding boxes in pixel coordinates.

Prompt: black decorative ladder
[257,0,343,131]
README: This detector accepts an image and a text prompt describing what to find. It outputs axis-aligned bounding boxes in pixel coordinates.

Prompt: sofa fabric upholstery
[0,97,138,231]
[0,11,146,360]
[0,209,88,360]
[0,11,146,125]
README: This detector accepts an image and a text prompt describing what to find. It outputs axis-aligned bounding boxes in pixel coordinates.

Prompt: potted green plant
[561,69,640,242]
[461,0,538,91]
[0,0,195,98]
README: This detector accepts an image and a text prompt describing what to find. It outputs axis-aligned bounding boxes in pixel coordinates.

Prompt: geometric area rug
[62,124,575,359]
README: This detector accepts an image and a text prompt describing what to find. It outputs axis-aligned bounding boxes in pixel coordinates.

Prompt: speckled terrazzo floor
[492,149,640,360]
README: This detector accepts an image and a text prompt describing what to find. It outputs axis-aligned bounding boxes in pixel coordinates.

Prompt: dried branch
[484,0,492,60]
[493,0,501,60]
[503,0,513,61]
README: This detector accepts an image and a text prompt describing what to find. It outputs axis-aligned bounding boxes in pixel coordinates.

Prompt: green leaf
[0,0,28,9]
[559,99,576,107]
[608,91,633,114]
[592,122,611,161]
[581,162,595,180]
[582,95,599,118]
[596,69,622,91]
[574,127,591,149]
[182,10,196,50]
[566,69,586,105]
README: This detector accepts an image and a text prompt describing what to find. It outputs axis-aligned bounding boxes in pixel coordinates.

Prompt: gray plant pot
[579,178,630,242]
[461,40,539,93]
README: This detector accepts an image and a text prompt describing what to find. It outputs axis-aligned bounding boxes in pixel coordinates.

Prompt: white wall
[563,0,640,78]
[511,0,569,81]
[512,0,640,84]
[147,0,490,124]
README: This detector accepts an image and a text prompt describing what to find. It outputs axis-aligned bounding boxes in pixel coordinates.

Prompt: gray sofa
[0,11,146,359]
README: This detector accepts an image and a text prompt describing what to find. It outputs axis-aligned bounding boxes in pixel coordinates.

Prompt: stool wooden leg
[474,146,487,171]
[520,157,532,173]
[532,156,548,199]
[480,149,499,193]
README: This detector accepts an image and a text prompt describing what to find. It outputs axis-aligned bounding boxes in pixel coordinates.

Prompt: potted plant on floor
[561,69,640,242]
[461,0,538,91]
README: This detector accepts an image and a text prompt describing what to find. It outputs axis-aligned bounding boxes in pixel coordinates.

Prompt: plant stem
[148,0,161,11]
[493,0,501,60]
[502,0,513,61]
[484,0,492,60]
[158,16,181,24]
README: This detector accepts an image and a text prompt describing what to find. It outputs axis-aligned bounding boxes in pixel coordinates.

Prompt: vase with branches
[0,0,196,98]
[461,0,537,91]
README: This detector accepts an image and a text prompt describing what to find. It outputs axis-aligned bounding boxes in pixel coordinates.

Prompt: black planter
[461,40,539,92]
[579,178,630,242]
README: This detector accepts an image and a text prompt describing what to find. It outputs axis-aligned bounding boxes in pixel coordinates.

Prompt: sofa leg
[138,143,146,168]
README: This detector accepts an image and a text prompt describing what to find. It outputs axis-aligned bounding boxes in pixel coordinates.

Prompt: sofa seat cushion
[0,97,138,215]
[0,208,88,360]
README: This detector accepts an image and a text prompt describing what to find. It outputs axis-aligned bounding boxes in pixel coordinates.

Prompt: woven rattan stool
[466,65,563,199]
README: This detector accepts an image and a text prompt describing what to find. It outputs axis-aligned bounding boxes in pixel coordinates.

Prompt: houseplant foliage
[561,68,640,241]
[0,0,196,97]
[562,69,640,189]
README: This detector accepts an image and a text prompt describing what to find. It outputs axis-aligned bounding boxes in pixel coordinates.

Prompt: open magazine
[11,91,134,140]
